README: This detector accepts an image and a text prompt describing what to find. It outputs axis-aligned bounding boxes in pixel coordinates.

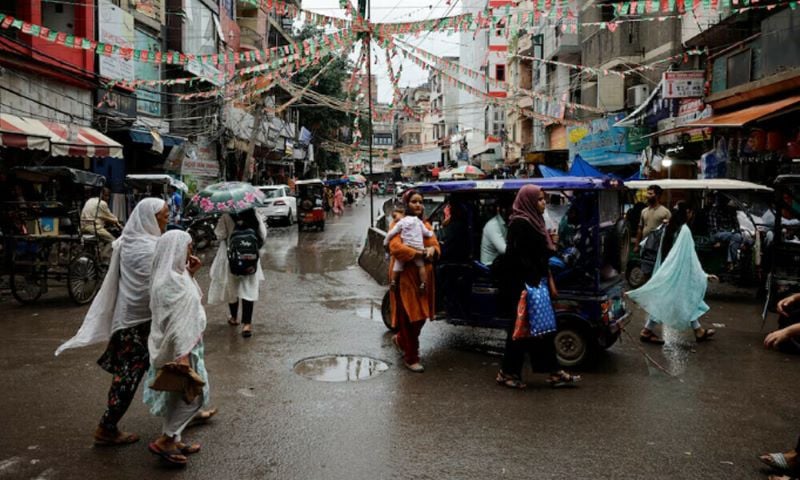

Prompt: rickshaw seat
[472,260,490,275]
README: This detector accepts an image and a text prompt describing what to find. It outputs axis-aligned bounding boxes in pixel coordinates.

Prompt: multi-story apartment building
[429,60,459,165]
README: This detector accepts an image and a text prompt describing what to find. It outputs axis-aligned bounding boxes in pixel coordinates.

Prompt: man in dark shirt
[708,194,743,269]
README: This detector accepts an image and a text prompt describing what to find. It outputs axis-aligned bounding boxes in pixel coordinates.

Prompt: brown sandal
[496,371,527,389]
[227,316,239,326]
[640,331,665,345]
[695,328,716,342]
[93,428,139,446]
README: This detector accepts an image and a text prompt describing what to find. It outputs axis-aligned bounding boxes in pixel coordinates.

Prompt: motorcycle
[168,213,219,251]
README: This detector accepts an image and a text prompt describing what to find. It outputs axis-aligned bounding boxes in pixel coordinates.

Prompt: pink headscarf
[509,184,555,251]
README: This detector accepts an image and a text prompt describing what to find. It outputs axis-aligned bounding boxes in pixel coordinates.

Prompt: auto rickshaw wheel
[554,318,591,367]
[381,291,397,332]
[11,268,45,304]
[626,261,647,289]
[67,255,100,305]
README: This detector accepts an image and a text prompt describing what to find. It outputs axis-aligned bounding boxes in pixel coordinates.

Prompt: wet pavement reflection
[1,196,800,479]
[294,355,390,382]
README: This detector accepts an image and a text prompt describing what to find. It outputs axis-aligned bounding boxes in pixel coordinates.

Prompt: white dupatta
[147,230,206,369]
[55,198,166,356]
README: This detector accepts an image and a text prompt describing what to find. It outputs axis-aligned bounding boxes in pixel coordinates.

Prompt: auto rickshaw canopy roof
[12,166,106,187]
[626,179,772,192]
[413,177,622,194]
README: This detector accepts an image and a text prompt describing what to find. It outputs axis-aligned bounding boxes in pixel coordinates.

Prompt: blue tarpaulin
[539,165,568,178]
[569,155,607,178]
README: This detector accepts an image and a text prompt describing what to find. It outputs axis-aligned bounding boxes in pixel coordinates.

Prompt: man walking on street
[634,185,671,254]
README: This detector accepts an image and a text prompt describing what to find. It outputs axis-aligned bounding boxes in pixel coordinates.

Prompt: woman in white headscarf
[208,209,266,337]
[55,198,169,446]
[143,230,208,467]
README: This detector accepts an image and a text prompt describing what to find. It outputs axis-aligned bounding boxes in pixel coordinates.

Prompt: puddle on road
[294,355,389,382]
[322,299,383,324]
[262,246,357,274]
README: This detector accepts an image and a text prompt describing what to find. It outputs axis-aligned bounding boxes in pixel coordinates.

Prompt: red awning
[685,95,800,128]
[0,114,51,151]
[0,113,123,159]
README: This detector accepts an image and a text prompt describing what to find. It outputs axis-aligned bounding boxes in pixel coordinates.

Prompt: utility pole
[244,104,264,183]
[358,0,374,227]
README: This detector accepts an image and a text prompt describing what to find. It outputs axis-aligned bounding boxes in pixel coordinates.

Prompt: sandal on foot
[547,371,581,388]
[148,442,188,467]
[177,442,201,455]
[93,429,139,446]
[496,371,526,389]
[640,332,665,345]
[187,407,217,428]
[695,328,716,342]
[242,327,252,338]
[760,453,798,472]
[227,316,239,326]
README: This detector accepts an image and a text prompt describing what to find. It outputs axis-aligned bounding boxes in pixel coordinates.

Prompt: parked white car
[256,184,297,226]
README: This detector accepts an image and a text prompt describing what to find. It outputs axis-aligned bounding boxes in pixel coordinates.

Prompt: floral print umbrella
[189,182,266,214]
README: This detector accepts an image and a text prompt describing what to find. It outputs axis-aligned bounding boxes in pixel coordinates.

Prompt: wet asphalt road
[0,197,799,479]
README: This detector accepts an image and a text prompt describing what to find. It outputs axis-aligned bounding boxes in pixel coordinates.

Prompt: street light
[662,157,673,205]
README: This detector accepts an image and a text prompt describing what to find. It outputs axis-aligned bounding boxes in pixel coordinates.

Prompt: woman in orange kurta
[388,190,441,373]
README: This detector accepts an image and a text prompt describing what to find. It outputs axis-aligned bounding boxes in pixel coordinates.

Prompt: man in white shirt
[81,187,121,261]
[480,196,513,265]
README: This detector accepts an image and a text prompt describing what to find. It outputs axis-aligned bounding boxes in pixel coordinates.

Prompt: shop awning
[0,113,123,158]
[130,129,186,148]
[0,114,53,151]
[685,95,800,128]
[45,122,123,159]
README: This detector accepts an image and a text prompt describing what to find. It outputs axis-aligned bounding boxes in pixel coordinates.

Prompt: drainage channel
[294,355,389,382]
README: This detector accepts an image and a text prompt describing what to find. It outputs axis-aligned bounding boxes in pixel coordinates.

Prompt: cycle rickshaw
[1,166,107,305]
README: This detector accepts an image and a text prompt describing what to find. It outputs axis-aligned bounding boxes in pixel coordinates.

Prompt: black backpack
[227,227,260,276]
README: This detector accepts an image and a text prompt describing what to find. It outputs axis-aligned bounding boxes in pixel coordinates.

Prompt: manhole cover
[293,355,389,382]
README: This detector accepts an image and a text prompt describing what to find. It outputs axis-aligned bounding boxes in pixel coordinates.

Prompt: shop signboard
[98,0,134,81]
[657,99,712,145]
[134,28,161,116]
[132,0,162,22]
[181,137,219,177]
[662,71,705,99]
[567,113,643,166]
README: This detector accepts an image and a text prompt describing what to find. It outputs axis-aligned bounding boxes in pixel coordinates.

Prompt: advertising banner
[181,137,219,177]
[567,113,645,166]
[98,0,134,81]
[662,71,705,99]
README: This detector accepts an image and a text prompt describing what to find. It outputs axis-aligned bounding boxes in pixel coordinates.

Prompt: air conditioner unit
[626,85,650,108]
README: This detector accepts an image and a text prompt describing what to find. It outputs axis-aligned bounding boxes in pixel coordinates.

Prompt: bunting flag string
[0,0,785,74]
[0,12,353,69]
[509,47,705,78]
[394,39,606,115]
[395,41,587,126]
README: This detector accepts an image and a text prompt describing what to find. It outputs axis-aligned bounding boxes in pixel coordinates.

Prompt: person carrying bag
[495,185,581,390]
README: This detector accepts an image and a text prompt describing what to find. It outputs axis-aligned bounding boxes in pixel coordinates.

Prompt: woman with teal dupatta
[626,201,718,341]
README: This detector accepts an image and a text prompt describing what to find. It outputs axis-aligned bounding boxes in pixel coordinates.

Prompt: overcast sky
[301,0,461,102]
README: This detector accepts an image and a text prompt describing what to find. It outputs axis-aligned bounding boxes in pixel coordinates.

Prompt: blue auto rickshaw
[379,177,631,366]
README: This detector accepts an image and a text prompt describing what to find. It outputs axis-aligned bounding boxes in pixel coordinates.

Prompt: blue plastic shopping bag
[525,279,557,337]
